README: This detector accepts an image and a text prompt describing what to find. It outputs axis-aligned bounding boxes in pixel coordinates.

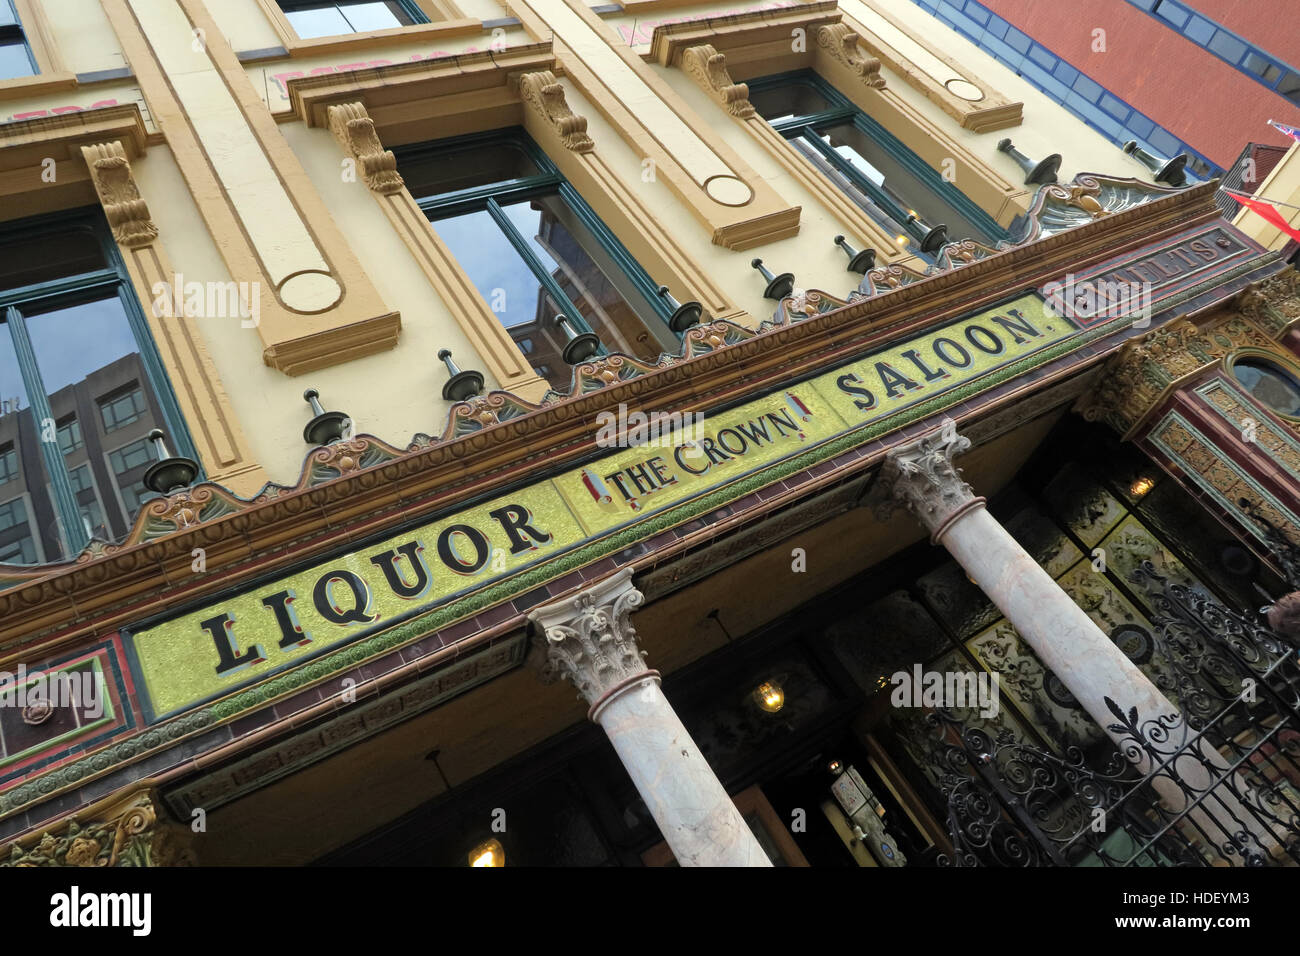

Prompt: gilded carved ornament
[815,23,887,91]
[326,102,405,195]
[1079,309,1285,435]
[1233,269,1300,338]
[680,44,755,118]
[80,142,158,249]
[517,71,594,154]
[2,791,193,868]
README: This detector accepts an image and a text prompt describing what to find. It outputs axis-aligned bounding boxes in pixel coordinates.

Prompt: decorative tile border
[0,247,1282,824]
[1149,410,1300,544]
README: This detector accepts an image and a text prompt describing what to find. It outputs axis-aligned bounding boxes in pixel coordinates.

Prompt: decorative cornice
[326,102,404,194]
[285,42,558,130]
[815,23,887,91]
[517,70,594,153]
[80,141,158,248]
[1233,268,1300,338]
[2,789,193,867]
[648,0,843,68]
[0,102,150,160]
[0,174,1239,642]
[680,44,755,118]
[1077,306,1285,436]
[1018,175,1177,244]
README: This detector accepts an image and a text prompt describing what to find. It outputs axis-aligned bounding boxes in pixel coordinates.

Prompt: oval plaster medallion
[278,270,343,314]
[704,175,754,207]
[945,78,985,102]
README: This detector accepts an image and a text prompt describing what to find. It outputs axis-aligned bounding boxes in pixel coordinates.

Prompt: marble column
[879,420,1280,863]
[529,568,771,867]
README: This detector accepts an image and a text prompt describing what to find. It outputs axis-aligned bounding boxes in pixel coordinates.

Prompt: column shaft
[881,421,1280,863]
[529,568,771,867]
[596,676,771,867]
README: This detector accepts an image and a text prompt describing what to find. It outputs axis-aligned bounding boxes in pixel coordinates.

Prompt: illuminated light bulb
[754,680,785,713]
[1130,476,1155,497]
[469,838,504,867]
[894,234,910,246]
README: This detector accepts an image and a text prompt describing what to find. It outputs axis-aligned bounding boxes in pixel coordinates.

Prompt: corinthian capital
[877,420,983,539]
[528,568,653,716]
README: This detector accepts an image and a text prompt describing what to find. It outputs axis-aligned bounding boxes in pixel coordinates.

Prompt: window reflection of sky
[431,208,547,329]
[26,297,138,393]
[822,135,887,188]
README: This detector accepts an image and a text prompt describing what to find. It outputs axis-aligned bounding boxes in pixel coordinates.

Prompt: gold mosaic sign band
[125,293,1070,721]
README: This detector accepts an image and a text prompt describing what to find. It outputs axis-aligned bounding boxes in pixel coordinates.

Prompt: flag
[1268,119,1300,143]
[1222,189,1300,242]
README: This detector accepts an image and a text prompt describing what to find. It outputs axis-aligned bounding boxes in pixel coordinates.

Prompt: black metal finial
[750,258,795,300]
[1122,140,1189,186]
[555,314,602,365]
[143,427,199,495]
[904,212,949,255]
[302,388,351,446]
[656,285,704,333]
[996,138,1062,186]
[436,348,485,402]
[833,235,877,274]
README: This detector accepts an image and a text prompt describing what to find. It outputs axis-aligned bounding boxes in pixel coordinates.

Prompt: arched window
[1230,353,1300,420]
[0,211,199,564]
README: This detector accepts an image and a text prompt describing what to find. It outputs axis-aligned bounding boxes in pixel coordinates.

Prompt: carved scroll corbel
[816,23,887,90]
[517,71,595,153]
[680,44,755,119]
[80,141,158,248]
[326,102,405,195]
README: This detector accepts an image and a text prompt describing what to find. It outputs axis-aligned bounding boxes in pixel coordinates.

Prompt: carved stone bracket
[876,420,984,539]
[528,568,652,714]
[681,44,754,118]
[1,790,194,867]
[815,23,887,91]
[326,102,404,195]
[1078,312,1280,436]
[80,141,158,248]
[517,70,594,153]
[1234,268,1300,338]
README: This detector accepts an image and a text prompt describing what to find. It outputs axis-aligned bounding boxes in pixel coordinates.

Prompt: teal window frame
[397,128,674,351]
[748,70,1009,258]
[0,209,201,559]
[0,0,37,81]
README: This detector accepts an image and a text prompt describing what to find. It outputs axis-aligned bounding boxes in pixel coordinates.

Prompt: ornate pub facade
[0,0,1298,867]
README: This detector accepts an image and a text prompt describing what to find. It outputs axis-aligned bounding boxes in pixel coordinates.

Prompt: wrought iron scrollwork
[929,564,1300,866]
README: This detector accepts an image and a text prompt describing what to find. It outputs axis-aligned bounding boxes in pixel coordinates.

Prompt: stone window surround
[0,105,267,494]
[0,0,75,102]
[252,0,483,58]
[647,0,1031,249]
[286,42,752,400]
